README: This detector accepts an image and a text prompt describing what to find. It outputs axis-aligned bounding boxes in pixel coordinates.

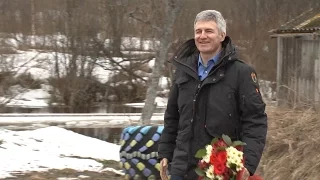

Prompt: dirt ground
[4,161,124,180]
[4,169,123,180]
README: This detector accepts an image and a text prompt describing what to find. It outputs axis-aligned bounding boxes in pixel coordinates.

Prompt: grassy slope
[257,106,320,180]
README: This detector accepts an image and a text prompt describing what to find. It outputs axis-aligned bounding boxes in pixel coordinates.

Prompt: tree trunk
[140,0,184,125]
[30,0,35,46]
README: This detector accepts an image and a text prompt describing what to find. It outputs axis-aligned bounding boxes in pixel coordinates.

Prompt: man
[158,10,267,180]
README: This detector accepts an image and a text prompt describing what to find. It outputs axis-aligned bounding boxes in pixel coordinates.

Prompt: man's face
[194,20,226,55]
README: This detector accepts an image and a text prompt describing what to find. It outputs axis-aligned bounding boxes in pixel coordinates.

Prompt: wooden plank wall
[299,38,315,105]
[279,35,320,107]
[280,37,302,106]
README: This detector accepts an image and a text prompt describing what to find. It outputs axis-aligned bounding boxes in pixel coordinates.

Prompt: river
[1,103,165,144]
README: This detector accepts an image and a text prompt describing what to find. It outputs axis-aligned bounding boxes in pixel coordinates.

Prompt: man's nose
[199,32,207,38]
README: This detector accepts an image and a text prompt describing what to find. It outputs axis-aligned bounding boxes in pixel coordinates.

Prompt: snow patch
[0,126,121,178]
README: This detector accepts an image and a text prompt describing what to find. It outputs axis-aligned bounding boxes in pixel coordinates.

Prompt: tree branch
[128,8,162,33]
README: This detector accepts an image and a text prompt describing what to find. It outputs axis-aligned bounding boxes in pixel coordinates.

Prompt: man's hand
[160,158,169,180]
[240,168,250,180]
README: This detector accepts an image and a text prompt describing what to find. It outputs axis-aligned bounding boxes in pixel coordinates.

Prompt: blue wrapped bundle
[119,126,164,180]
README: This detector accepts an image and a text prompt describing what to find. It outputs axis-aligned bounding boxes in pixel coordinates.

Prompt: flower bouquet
[195,134,246,180]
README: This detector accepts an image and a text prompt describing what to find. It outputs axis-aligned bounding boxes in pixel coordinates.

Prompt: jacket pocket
[175,76,189,89]
[175,76,195,115]
[242,92,265,114]
[176,123,192,148]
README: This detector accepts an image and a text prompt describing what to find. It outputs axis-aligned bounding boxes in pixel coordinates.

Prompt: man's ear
[220,32,226,42]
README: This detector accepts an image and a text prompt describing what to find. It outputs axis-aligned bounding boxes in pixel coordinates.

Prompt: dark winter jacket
[158,36,268,179]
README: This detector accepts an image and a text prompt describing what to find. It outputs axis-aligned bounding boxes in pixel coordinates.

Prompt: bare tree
[139,0,184,125]
[104,0,129,56]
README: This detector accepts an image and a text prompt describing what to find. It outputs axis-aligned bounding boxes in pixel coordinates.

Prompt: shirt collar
[198,51,221,67]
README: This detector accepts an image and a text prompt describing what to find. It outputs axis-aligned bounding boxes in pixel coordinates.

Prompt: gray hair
[194,10,226,34]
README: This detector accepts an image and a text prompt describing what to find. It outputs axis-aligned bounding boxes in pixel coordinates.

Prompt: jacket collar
[171,36,237,77]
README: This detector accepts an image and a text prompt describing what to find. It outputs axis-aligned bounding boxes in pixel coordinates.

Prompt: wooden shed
[270,8,320,109]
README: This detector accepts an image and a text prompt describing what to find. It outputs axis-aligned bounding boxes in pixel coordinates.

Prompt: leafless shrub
[48,76,106,113]
[104,62,150,103]
[14,73,43,89]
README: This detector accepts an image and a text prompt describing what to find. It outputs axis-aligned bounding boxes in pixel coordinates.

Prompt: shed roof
[270,8,320,34]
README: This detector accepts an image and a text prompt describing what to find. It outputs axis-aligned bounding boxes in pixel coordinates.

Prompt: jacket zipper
[192,82,202,119]
[197,52,233,136]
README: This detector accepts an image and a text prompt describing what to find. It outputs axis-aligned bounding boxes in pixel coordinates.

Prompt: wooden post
[276,37,283,106]
[315,53,320,112]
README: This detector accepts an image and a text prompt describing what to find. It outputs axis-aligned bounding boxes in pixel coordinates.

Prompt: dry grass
[257,105,320,180]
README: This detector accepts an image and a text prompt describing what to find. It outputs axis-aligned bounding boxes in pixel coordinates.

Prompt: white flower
[202,145,213,163]
[215,175,224,180]
[206,165,215,179]
[206,145,213,155]
[226,146,244,172]
[203,154,210,163]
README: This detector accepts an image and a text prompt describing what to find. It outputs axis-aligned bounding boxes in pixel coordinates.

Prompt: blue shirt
[198,52,221,81]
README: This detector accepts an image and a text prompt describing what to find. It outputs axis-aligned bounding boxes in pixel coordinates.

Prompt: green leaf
[222,134,232,146]
[216,147,226,151]
[195,149,206,158]
[195,167,205,176]
[204,177,211,180]
[211,137,219,145]
[232,141,247,147]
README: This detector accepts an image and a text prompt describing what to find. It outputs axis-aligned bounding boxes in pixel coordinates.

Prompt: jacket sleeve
[158,80,180,162]
[238,65,268,175]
